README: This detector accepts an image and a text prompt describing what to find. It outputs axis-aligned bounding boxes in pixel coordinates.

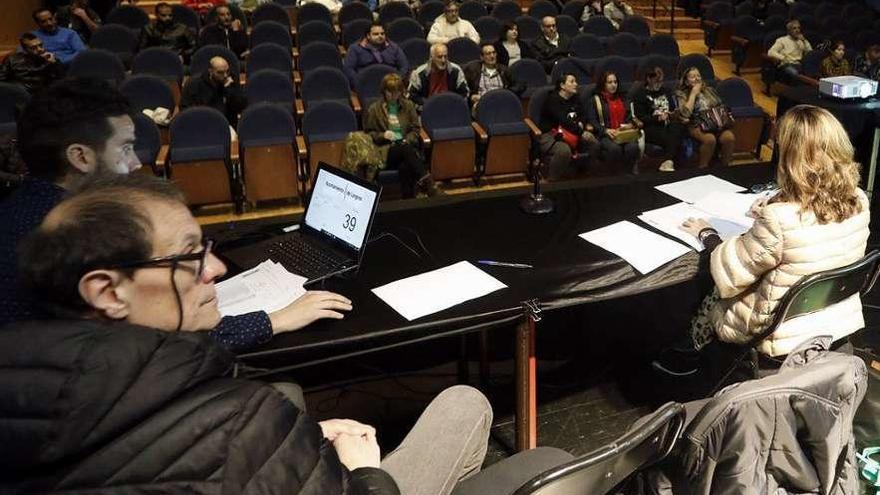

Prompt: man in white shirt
[767,19,812,79]
[427,1,480,44]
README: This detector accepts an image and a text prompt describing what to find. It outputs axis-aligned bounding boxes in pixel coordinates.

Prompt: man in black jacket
[3,173,576,495]
[531,16,570,74]
[198,4,249,59]
[181,55,248,126]
[462,42,524,108]
[140,2,196,63]
[0,32,65,94]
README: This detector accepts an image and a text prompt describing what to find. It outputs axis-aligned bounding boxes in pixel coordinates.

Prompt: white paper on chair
[579,220,691,274]
[638,202,752,252]
[654,175,747,204]
[216,260,307,317]
[371,261,507,321]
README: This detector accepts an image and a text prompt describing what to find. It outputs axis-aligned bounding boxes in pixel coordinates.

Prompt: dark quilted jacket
[0,319,399,495]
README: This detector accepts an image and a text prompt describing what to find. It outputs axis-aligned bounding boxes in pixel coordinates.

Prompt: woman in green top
[363,73,439,198]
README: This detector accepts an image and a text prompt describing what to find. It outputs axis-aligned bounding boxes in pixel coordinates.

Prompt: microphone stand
[520,153,554,215]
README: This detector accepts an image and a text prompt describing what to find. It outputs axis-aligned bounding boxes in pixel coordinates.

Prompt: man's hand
[224,76,234,87]
[42,52,56,63]
[72,7,88,18]
[231,19,242,31]
[268,290,352,334]
[681,217,712,238]
[383,130,395,140]
[319,419,376,442]
[333,432,381,470]
[606,128,618,139]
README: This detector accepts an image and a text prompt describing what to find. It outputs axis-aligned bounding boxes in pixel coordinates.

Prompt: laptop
[224,162,382,284]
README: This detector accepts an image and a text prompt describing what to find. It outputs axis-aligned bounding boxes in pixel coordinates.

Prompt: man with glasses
[343,21,410,87]
[427,1,480,45]
[0,32,65,94]
[0,77,352,357]
[462,42,524,108]
[532,16,571,74]
[2,172,568,494]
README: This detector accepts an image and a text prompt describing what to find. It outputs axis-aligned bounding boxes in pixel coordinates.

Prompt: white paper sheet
[638,201,753,252]
[371,261,507,321]
[693,191,770,227]
[216,260,307,317]
[654,175,747,204]
[579,220,691,274]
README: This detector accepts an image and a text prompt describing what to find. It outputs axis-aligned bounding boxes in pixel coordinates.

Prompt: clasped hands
[319,418,381,470]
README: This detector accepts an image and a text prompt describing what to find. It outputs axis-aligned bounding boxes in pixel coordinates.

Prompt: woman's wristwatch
[698,227,719,245]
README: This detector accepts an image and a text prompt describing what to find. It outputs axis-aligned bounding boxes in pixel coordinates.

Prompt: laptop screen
[304,166,379,251]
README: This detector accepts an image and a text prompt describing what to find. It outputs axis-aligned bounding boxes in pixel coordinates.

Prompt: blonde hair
[380,73,405,95]
[775,104,862,223]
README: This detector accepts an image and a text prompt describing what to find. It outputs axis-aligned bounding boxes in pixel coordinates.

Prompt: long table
[212,164,774,450]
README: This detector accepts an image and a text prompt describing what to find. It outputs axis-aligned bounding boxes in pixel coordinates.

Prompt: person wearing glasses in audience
[463,43,525,108]
[427,1,480,45]
[0,78,351,358]
[532,16,571,74]
[493,22,535,67]
[653,105,869,377]
[1,172,569,494]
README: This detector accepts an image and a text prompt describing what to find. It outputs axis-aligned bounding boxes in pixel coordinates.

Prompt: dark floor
[274,197,880,471]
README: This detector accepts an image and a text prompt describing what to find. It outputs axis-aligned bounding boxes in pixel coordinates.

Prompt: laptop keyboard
[268,235,351,280]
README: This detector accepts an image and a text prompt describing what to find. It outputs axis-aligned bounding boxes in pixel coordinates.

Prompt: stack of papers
[216,260,307,317]
[654,175,746,203]
[372,261,507,321]
[579,221,692,274]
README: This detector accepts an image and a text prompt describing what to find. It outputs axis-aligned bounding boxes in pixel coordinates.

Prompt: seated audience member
[603,0,633,29]
[31,8,85,66]
[463,43,525,107]
[140,2,197,63]
[183,0,227,17]
[408,42,469,108]
[675,66,735,167]
[198,4,249,59]
[364,73,440,198]
[631,66,684,172]
[767,19,812,80]
[537,73,599,180]
[427,2,480,44]
[343,22,409,87]
[0,33,65,94]
[493,22,535,67]
[580,0,605,23]
[55,0,102,44]
[854,43,880,81]
[588,70,642,174]
[0,78,340,353]
[654,105,869,375]
[181,56,247,127]
[819,40,850,78]
[532,16,571,74]
[0,172,508,494]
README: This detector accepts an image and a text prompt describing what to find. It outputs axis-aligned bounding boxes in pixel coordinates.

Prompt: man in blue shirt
[0,77,353,353]
[31,8,85,66]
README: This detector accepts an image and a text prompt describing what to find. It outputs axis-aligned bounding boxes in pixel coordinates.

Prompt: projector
[818,76,878,99]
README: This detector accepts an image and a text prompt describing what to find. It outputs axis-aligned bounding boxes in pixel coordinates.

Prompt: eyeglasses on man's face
[108,238,215,279]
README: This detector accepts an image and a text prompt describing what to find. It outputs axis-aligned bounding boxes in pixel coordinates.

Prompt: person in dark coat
[493,22,535,67]
[587,70,642,175]
[537,73,599,180]
[54,0,102,43]
[0,32,65,94]
[197,4,249,59]
[180,55,247,126]
[531,16,570,73]
[631,65,685,172]
[462,42,524,107]
[140,2,196,63]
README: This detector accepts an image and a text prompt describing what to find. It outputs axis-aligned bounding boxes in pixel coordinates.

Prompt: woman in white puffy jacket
[657,105,870,375]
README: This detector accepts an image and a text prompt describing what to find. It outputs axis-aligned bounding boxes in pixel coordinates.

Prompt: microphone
[520,144,554,215]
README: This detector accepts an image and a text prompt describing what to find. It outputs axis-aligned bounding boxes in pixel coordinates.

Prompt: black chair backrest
[475,16,502,44]
[297,20,337,49]
[378,2,414,25]
[646,33,680,59]
[528,0,559,20]
[252,3,290,26]
[570,33,607,59]
[245,69,295,106]
[561,0,586,22]
[299,41,343,73]
[401,38,431,68]
[248,43,293,77]
[120,74,176,112]
[355,64,397,109]
[491,0,521,23]
[582,15,616,38]
[0,83,30,127]
[169,106,231,163]
[251,20,293,49]
[238,102,297,148]
[297,2,333,28]
[68,49,126,84]
[556,14,580,39]
[90,24,138,57]
[387,17,425,44]
[105,5,150,31]
[447,37,481,65]
[460,0,488,22]
[132,112,161,170]
[339,1,373,26]
[620,15,651,39]
[418,0,446,27]
[342,18,372,47]
[172,4,200,32]
[513,403,686,495]
[515,15,542,44]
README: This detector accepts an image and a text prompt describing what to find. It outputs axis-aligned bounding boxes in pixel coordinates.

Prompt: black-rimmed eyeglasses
[108,238,214,279]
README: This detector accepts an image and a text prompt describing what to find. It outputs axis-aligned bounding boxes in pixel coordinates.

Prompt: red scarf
[603,91,626,130]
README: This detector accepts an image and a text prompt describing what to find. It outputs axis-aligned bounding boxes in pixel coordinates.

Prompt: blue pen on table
[477,260,534,269]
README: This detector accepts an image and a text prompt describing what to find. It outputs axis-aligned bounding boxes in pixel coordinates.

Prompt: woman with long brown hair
[655,105,870,375]
[675,66,736,167]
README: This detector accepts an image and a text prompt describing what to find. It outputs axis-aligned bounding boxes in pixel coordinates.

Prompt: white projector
[818,76,878,99]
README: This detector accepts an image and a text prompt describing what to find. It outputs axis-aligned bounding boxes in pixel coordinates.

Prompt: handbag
[613,128,641,144]
[551,126,580,151]
[696,106,735,133]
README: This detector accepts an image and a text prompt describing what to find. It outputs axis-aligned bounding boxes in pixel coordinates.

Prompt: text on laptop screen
[304,168,378,250]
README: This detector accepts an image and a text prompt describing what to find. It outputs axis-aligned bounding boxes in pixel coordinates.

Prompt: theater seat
[238,103,303,203]
[168,107,234,206]
[421,93,480,181]
[474,89,539,178]
[301,101,358,184]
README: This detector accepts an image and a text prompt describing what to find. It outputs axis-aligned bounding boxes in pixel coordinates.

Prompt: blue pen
[477,260,534,269]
